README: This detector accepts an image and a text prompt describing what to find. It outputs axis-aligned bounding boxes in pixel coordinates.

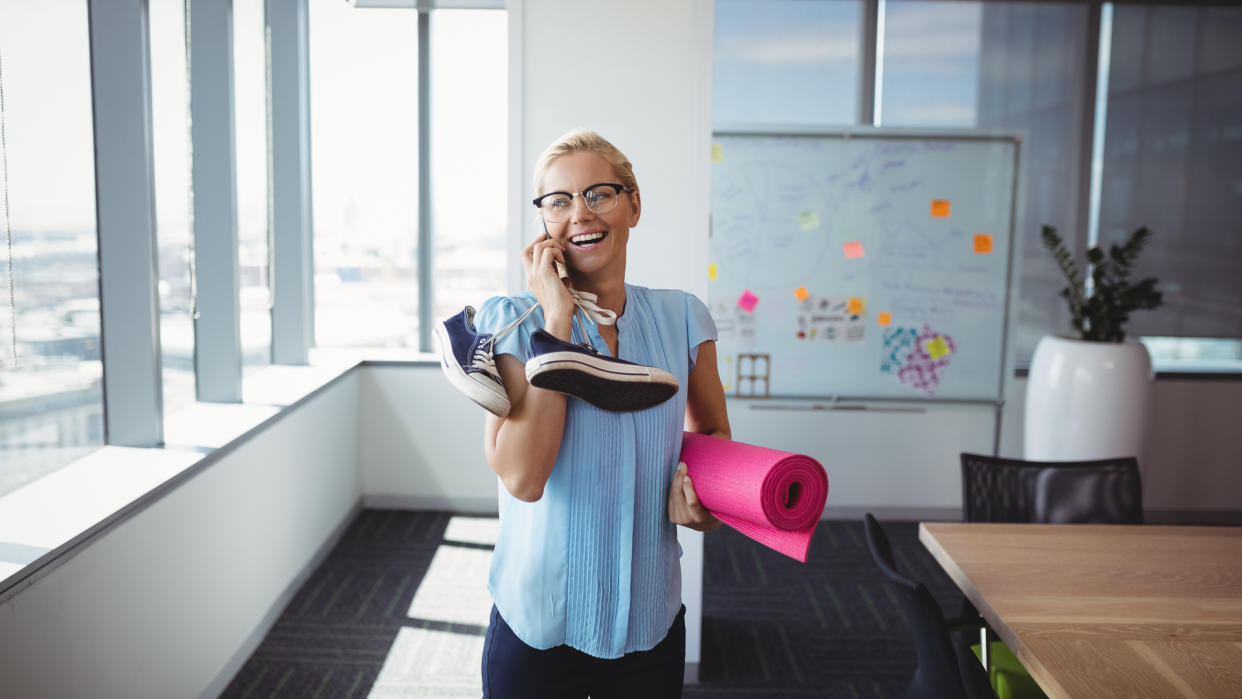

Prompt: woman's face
[539,151,641,280]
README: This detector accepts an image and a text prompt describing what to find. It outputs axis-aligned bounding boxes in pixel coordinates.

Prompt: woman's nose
[570,196,595,221]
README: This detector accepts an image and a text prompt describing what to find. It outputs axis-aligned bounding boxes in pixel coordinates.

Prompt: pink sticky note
[843,241,865,259]
[737,290,759,313]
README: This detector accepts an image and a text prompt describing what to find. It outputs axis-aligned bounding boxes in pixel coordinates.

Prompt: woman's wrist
[542,311,574,341]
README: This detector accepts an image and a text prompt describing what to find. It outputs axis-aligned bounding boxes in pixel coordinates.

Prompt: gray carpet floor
[220,511,962,698]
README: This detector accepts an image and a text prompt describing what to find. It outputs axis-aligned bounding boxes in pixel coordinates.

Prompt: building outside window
[236,0,273,377]
[310,0,421,349]
[0,0,104,497]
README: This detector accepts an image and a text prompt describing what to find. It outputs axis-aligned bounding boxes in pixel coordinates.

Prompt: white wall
[0,373,362,699]
[359,366,496,512]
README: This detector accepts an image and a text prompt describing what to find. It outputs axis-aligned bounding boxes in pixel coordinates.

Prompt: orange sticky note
[847,297,865,315]
[878,312,892,326]
[974,234,993,254]
[843,241,865,259]
[793,286,810,302]
[708,263,718,280]
[926,336,950,360]
[931,200,951,218]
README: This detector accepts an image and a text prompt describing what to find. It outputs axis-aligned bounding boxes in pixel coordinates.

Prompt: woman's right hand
[521,230,575,339]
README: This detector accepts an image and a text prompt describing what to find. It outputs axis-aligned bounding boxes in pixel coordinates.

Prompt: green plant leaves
[1040,224,1164,343]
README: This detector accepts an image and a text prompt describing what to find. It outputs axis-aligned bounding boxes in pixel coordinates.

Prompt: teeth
[571,232,605,244]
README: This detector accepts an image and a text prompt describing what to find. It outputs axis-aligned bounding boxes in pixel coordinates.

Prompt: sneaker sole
[525,354,679,412]
[433,323,511,418]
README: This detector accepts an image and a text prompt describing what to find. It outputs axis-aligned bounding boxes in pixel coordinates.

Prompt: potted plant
[1024,225,1165,462]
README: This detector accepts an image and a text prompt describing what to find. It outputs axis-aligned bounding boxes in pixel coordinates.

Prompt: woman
[473,129,731,698]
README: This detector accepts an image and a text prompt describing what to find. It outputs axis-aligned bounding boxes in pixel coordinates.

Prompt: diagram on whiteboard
[709,132,1017,401]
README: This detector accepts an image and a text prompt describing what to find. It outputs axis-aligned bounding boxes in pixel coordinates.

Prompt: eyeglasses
[532,183,631,223]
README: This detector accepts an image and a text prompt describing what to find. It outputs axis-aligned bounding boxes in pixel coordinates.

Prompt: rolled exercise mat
[679,432,828,562]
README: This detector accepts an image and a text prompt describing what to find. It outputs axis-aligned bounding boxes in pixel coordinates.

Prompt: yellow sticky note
[926,336,950,360]
[974,233,993,254]
[931,200,951,218]
[793,286,810,302]
[847,297,866,315]
[797,210,820,231]
[711,143,724,162]
[843,241,865,259]
[708,263,718,280]
[878,312,892,326]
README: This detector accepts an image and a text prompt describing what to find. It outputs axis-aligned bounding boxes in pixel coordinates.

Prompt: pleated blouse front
[474,284,716,659]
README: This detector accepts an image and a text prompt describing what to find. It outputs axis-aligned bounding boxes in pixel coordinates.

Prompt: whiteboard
[708,130,1019,402]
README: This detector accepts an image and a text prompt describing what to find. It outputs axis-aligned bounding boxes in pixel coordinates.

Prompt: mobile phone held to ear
[543,220,569,279]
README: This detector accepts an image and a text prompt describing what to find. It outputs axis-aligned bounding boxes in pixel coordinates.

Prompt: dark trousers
[481,604,686,699]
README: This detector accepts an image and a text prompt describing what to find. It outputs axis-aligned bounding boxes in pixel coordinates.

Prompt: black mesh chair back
[863,514,995,699]
[960,453,1143,524]
[1033,461,1143,524]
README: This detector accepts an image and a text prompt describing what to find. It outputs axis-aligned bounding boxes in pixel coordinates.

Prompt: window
[973,3,1092,361]
[236,0,273,376]
[1098,5,1242,364]
[431,10,508,322]
[150,0,195,416]
[0,0,104,497]
[879,1,982,128]
[713,0,862,127]
[309,0,420,349]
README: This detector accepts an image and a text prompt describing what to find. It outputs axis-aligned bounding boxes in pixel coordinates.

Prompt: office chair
[863,513,996,699]
[1032,461,1143,524]
[960,452,1143,525]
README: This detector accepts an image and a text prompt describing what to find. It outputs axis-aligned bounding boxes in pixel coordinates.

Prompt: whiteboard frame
[708,126,1026,448]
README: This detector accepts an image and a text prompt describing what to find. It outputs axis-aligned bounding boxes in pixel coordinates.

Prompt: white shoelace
[474,289,615,379]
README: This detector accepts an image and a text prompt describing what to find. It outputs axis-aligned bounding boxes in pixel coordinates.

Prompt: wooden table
[919,523,1242,699]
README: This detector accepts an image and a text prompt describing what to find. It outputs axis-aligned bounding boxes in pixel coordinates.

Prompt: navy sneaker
[434,306,510,417]
[524,328,679,412]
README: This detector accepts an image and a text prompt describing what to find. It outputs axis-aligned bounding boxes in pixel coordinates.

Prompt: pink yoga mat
[679,432,828,562]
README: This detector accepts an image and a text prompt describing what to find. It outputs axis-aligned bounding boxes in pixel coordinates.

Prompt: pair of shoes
[435,291,678,416]
[524,329,678,413]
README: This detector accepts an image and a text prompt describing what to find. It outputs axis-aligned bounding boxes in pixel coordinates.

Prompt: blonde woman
[471,130,731,698]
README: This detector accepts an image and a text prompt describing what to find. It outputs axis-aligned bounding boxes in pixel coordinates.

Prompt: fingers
[522,235,567,280]
[670,463,711,527]
[682,472,701,509]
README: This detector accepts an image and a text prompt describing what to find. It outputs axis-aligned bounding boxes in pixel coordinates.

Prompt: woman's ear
[628,189,641,227]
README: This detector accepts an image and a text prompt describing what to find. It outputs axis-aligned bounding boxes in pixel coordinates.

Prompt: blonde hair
[532,130,639,196]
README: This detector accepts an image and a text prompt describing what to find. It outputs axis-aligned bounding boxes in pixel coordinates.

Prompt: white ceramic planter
[1024,335,1153,463]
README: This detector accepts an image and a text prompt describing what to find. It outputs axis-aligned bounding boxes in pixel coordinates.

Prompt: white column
[268,0,315,364]
[189,0,243,401]
[89,0,164,446]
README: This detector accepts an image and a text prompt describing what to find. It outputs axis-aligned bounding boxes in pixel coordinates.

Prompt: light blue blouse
[474,284,717,659]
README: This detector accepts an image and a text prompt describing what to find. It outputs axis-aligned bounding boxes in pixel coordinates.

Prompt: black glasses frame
[532,182,631,211]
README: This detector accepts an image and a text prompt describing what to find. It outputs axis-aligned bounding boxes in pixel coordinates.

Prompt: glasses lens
[540,193,573,222]
[584,185,619,215]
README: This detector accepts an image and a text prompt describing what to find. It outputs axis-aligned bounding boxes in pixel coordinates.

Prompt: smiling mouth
[570,231,608,247]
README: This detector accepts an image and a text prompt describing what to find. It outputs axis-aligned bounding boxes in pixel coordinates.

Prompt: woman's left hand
[668,462,722,532]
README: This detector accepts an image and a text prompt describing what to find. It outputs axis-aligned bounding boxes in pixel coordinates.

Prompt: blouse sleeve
[684,292,718,371]
[473,294,542,364]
